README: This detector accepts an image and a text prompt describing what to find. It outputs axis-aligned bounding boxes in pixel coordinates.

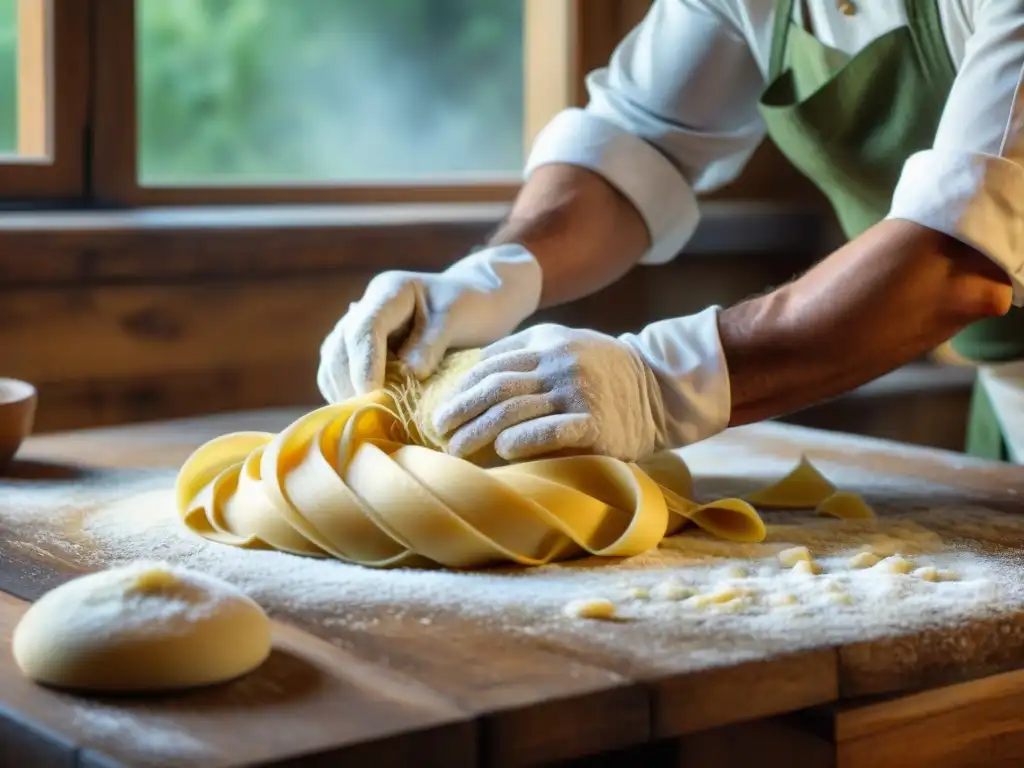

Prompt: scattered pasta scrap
[912,567,959,583]
[826,592,854,605]
[792,559,823,576]
[651,579,695,601]
[563,598,617,620]
[777,546,812,567]
[769,593,798,607]
[715,597,754,613]
[723,565,749,579]
[687,586,748,609]
[746,455,836,509]
[686,498,766,543]
[876,555,915,574]
[816,491,875,521]
[848,551,880,569]
[627,587,650,600]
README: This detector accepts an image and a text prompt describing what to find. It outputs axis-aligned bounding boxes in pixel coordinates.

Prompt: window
[0,0,601,205]
[92,0,584,205]
[136,0,524,186]
[0,0,88,199]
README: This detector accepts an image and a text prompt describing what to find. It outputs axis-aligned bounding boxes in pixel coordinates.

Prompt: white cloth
[978,361,1024,463]
[316,245,542,403]
[431,306,729,461]
[526,0,1024,303]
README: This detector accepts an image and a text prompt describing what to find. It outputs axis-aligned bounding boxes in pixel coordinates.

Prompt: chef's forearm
[488,164,650,308]
[720,219,1013,427]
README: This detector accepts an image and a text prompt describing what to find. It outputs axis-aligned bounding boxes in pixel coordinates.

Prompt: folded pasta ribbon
[176,354,766,569]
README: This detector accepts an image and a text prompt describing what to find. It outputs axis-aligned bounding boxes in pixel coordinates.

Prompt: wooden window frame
[0,0,90,200]
[91,0,612,207]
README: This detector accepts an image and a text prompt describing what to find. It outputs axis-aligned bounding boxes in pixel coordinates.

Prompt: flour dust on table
[3,443,1024,676]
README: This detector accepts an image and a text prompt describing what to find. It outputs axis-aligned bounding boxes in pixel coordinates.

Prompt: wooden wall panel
[1,238,814,432]
[3,278,369,383]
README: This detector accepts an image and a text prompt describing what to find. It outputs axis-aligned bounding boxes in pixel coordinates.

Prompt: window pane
[0,0,16,154]
[136,0,524,185]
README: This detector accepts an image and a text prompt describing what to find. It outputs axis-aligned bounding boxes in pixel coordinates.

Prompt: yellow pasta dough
[176,353,766,570]
[848,551,880,569]
[746,455,836,509]
[13,562,270,692]
[792,559,823,576]
[816,491,876,520]
[562,598,616,619]
[777,546,812,567]
[876,555,915,574]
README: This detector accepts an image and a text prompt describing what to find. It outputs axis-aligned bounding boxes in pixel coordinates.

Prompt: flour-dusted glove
[317,244,543,403]
[431,306,732,462]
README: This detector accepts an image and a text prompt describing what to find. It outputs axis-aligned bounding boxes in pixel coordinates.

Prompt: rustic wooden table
[3,409,1024,768]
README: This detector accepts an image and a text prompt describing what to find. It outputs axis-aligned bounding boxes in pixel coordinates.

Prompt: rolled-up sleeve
[888,1,1024,304]
[524,0,767,266]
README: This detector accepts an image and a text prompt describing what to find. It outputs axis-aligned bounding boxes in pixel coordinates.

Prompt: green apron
[757,0,1024,460]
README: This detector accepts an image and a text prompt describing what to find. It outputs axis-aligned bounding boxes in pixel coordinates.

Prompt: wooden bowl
[0,378,37,470]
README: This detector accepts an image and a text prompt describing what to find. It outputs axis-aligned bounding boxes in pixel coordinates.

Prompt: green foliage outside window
[0,0,16,154]
[136,0,524,184]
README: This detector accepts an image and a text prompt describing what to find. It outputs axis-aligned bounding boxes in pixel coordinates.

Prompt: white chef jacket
[525,0,1024,303]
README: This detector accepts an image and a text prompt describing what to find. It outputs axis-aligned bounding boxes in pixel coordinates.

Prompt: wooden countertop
[3,410,1024,767]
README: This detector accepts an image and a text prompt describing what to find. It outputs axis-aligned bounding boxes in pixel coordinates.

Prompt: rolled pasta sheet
[176,356,768,569]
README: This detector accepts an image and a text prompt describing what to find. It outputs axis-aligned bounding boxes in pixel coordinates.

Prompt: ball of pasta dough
[13,561,271,692]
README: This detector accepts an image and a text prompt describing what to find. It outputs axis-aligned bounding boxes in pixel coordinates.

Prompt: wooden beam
[523,0,577,150]
[15,0,50,158]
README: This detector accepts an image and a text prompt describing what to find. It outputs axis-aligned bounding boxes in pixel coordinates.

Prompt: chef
[318,0,1024,464]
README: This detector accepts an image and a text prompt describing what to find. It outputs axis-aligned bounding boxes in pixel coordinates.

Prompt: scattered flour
[70,704,208,764]
[3,450,1024,678]
[650,578,695,601]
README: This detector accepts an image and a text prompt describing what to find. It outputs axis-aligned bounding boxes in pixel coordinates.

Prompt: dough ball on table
[13,562,271,693]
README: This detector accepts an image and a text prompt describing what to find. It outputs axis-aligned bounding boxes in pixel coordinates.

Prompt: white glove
[317,244,543,403]
[431,306,731,462]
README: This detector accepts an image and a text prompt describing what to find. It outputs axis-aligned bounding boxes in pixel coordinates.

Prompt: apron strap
[771,1,954,88]
[769,0,798,80]
[905,0,957,87]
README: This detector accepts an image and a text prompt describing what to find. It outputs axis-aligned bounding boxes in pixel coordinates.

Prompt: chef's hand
[431,307,732,462]
[317,244,543,403]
